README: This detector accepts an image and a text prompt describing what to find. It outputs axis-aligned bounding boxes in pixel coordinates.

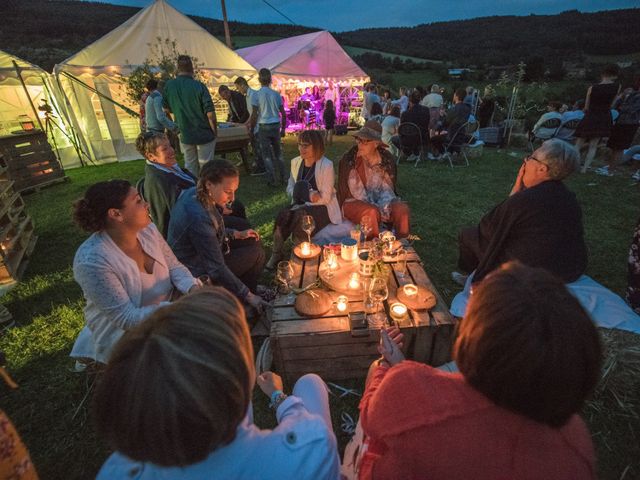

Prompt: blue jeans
[258,123,284,184]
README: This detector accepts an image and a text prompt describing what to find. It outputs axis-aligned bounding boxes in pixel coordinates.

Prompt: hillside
[1,1,638,71]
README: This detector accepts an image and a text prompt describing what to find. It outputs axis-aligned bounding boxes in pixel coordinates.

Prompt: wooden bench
[269,245,457,385]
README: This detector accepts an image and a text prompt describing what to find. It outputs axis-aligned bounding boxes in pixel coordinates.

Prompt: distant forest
[1,1,638,72]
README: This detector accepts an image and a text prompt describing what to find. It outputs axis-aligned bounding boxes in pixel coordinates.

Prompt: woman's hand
[309,190,321,203]
[378,326,405,366]
[246,292,269,311]
[257,371,284,397]
[235,229,260,240]
[510,161,526,196]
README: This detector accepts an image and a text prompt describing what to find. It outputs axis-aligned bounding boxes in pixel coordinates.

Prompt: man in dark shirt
[218,85,249,124]
[454,139,587,285]
[399,90,430,157]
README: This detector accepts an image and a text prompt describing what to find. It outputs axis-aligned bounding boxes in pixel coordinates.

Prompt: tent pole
[12,61,45,132]
[59,71,139,118]
[220,0,232,49]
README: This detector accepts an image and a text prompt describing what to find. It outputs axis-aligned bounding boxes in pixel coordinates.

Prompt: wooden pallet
[270,244,457,386]
[0,131,67,193]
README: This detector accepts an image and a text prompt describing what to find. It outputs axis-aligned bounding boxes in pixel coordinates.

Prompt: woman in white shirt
[95,287,340,480]
[70,180,197,364]
[266,130,341,269]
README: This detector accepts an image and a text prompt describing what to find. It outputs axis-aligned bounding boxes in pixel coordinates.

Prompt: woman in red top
[354,261,602,480]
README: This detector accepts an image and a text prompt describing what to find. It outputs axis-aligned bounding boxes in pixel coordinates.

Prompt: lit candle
[301,242,311,256]
[349,272,360,290]
[390,302,408,321]
[336,295,348,312]
[403,284,418,297]
[328,253,338,269]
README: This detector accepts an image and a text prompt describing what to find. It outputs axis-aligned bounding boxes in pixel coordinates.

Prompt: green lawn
[0,135,638,479]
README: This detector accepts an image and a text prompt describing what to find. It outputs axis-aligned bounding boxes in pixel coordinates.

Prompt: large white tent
[236,31,369,87]
[0,50,79,167]
[54,0,257,164]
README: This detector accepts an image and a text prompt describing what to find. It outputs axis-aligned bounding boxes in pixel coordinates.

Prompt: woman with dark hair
[267,130,341,269]
[349,262,601,480]
[70,180,198,364]
[575,64,621,173]
[95,288,340,479]
[167,160,266,312]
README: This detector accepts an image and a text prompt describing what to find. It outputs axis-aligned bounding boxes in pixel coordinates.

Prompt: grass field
[0,135,638,479]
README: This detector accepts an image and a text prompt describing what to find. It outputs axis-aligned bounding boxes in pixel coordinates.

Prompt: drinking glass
[395,248,407,278]
[361,214,373,241]
[276,261,295,301]
[322,246,336,279]
[368,277,389,328]
[302,215,315,244]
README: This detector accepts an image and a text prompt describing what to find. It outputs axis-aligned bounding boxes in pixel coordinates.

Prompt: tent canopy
[56,0,256,78]
[236,31,368,84]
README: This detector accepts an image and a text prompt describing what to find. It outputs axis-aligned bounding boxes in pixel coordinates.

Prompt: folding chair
[397,122,424,166]
[528,118,562,151]
[554,118,581,143]
[442,122,473,168]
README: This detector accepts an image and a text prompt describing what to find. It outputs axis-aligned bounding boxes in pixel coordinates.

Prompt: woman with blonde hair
[95,287,340,479]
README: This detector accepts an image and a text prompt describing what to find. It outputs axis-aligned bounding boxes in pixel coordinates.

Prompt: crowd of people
[5,56,640,479]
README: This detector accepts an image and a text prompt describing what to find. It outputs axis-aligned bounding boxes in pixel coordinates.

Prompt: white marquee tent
[0,50,79,167]
[236,30,369,87]
[54,0,257,164]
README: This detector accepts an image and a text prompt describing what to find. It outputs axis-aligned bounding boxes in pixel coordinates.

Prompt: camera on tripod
[38,99,54,117]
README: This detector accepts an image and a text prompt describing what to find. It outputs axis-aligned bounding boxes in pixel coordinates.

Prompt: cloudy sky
[83,0,637,32]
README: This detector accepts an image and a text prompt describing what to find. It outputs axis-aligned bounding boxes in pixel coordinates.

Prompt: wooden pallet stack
[0,153,37,294]
[0,131,66,193]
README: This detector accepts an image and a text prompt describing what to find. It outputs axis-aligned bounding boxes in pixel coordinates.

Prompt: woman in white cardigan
[266,130,341,269]
[70,180,198,364]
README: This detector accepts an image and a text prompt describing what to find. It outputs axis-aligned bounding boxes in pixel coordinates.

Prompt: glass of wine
[322,246,336,279]
[361,214,373,242]
[368,276,389,328]
[301,215,315,244]
[276,261,295,301]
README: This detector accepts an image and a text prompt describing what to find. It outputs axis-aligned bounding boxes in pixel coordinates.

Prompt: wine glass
[369,277,389,328]
[276,261,295,301]
[301,215,315,244]
[361,214,373,242]
[322,246,336,279]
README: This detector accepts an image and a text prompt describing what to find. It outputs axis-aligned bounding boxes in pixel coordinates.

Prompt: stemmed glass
[361,215,373,242]
[276,261,295,302]
[368,277,389,328]
[302,215,315,244]
[322,246,337,279]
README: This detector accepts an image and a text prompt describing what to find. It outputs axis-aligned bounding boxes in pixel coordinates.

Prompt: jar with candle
[336,295,349,313]
[341,238,358,262]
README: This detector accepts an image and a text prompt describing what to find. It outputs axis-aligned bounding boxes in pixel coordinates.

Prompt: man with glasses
[452,139,587,286]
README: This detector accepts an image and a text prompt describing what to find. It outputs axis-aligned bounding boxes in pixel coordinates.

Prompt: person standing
[144,78,178,135]
[163,55,217,177]
[249,68,287,187]
[362,83,381,121]
[218,85,249,124]
[234,77,265,176]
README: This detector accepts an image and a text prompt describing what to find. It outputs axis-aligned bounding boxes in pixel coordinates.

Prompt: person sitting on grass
[453,139,586,287]
[337,120,410,239]
[167,160,266,317]
[349,261,600,480]
[70,180,198,364]
[267,130,341,269]
[94,287,340,480]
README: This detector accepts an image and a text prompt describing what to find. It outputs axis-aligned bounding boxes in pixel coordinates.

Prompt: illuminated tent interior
[54,0,257,164]
[0,50,79,167]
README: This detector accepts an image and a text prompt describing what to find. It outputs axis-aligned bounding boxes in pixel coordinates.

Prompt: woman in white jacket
[70,179,198,364]
[266,130,341,269]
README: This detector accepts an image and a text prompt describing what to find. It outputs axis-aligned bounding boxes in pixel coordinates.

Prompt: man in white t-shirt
[235,76,266,176]
[324,81,340,112]
[391,87,409,114]
[421,84,444,130]
[249,69,287,186]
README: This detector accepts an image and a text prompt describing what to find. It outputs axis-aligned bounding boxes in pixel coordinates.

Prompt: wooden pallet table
[269,244,457,385]
[216,123,250,174]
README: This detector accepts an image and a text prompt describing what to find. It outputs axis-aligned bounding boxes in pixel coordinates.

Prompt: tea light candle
[336,295,348,312]
[301,242,311,256]
[348,272,360,290]
[390,302,408,321]
[403,284,418,297]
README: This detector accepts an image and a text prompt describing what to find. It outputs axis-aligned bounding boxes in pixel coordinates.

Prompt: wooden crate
[0,131,66,193]
[270,245,457,385]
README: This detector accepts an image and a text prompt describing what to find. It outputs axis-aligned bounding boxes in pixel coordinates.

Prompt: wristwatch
[269,390,288,410]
